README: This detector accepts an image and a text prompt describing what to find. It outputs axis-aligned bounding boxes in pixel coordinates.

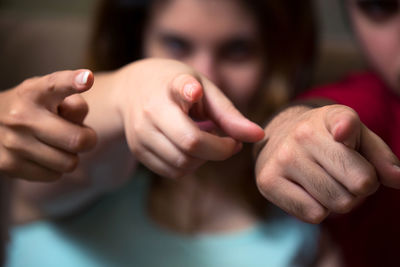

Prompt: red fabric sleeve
[297,72,400,267]
[298,72,393,142]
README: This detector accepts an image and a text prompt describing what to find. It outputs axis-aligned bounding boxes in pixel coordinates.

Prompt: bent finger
[140,128,205,171]
[58,94,89,125]
[3,132,79,173]
[286,158,357,214]
[198,77,264,143]
[257,173,328,224]
[156,106,241,161]
[309,139,379,197]
[0,153,62,182]
[32,110,97,153]
[360,125,400,189]
[136,148,188,179]
[324,105,361,149]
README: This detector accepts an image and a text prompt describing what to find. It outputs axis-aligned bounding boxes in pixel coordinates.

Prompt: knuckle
[44,73,58,92]
[132,121,144,137]
[257,178,272,195]
[180,132,200,153]
[328,105,361,128]
[175,155,191,170]
[344,108,360,122]
[2,133,21,151]
[334,104,358,117]
[18,77,39,92]
[62,155,79,173]
[2,104,30,128]
[340,107,361,129]
[275,143,296,166]
[256,166,277,194]
[303,206,328,224]
[349,167,378,196]
[293,122,314,144]
[283,196,328,224]
[68,131,90,152]
[75,98,89,113]
[142,105,154,119]
[333,196,355,214]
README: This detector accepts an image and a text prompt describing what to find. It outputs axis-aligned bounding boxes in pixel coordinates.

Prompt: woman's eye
[221,40,254,62]
[356,0,399,22]
[161,36,191,58]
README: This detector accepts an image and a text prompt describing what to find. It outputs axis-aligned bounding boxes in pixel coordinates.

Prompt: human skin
[349,0,400,93]
[4,2,266,227]
[139,0,270,233]
[255,0,400,223]
[143,0,265,112]
[8,0,266,231]
[0,70,97,181]
[5,58,263,222]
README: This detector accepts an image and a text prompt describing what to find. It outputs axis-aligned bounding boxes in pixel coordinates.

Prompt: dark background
[0,0,365,90]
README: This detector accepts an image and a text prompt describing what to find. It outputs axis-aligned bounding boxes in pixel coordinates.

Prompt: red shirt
[301,72,400,267]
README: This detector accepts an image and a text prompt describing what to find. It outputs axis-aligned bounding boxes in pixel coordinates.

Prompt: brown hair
[89,1,317,81]
[88,0,318,223]
[88,0,317,120]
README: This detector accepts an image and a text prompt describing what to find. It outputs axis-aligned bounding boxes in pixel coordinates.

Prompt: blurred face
[143,0,265,111]
[349,0,400,93]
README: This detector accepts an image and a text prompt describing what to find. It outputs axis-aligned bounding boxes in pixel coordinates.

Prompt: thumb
[170,74,204,113]
[325,105,361,149]
[359,125,400,189]
[325,105,400,188]
[197,77,264,143]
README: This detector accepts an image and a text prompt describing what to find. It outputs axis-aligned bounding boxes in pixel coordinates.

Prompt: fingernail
[183,83,194,100]
[75,71,90,85]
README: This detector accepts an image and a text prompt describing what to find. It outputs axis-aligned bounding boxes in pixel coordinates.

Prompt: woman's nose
[190,52,221,86]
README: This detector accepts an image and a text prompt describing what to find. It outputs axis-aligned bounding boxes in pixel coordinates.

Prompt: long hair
[88,0,318,226]
[88,0,317,114]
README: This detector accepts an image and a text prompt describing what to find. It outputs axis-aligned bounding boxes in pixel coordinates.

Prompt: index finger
[27,70,94,111]
[360,125,400,189]
[199,77,265,143]
[156,104,241,161]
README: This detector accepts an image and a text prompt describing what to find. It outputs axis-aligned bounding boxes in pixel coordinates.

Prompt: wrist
[110,66,129,125]
[264,104,311,138]
[253,105,311,160]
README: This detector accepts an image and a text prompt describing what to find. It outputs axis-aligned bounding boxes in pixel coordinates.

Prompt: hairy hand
[255,104,400,223]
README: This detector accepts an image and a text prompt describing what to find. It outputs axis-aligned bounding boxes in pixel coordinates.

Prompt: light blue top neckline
[6,171,319,267]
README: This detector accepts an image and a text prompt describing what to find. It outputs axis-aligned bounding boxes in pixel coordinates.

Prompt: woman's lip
[195,120,217,133]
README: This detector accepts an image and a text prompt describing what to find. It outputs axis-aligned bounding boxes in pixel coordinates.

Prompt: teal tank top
[6,172,319,267]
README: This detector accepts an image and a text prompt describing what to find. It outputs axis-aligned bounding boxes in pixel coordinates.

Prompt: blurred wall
[0,0,366,90]
[0,0,97,89]
[314,0,365,85]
